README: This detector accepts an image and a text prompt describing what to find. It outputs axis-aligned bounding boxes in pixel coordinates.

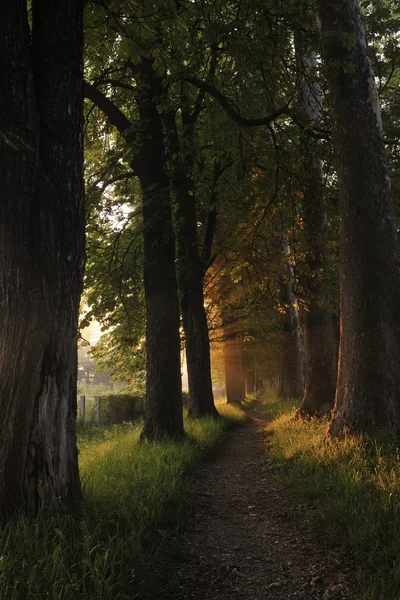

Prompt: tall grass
[260,391,400,600]
[0,400,245,599]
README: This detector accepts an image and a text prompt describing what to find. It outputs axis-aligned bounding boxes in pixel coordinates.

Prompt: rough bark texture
[136,60,184,440]
[164,111,218,419]
[0,0,84,520]
[297,52,337,417]
[277,280,304,399]
[317,0,400,435]
[223,319,245,404]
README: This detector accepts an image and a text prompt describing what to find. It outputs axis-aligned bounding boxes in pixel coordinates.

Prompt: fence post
[95,396,100,425]
[79,395,85,421]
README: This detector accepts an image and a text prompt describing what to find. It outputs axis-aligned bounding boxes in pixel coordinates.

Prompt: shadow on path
[162,401,356,600]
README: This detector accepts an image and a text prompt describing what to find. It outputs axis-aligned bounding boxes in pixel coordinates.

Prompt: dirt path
[162,404,356,600]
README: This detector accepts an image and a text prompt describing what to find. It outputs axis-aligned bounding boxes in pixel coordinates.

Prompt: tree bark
[84,63,184,440]
[317,0,400,435]
[163,111,218,419]
[0,0,84,520]
[277,279,304,399]
[296,51,337,417]
[223,319,245,404]
[181,274,218,418]
[136,60,184,440]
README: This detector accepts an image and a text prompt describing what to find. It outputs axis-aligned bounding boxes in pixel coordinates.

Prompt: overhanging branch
[184,76,291,126]
[83,81,135,142]
[184,76,330,139]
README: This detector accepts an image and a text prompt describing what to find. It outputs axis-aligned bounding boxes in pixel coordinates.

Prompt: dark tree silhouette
[0,0,84,520]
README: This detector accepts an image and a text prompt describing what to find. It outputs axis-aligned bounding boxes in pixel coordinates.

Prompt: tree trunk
[223,320,245,404]
[136,59,184,440]
[0,0,84,520]
[317,0,400,435]
[83,62,184,440]
[164,111,218,419]
[296,51,337,417]
[181,278,219,418]
[245,370,256,395]
[271,369,279,390]
[277,280,304,399]
[255,373,264,393]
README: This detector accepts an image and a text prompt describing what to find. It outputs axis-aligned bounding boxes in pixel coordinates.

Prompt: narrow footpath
[163,404,356,600]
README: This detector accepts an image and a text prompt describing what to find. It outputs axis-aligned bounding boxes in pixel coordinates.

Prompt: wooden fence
[78,395,145,424]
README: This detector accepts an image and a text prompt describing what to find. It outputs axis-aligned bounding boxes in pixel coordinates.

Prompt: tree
[84,56,184,440]
[223,317,246,404]
[0,0,84,520]
[83,1,237,424]
[136,59,184,440]
[317,0,400,434]
[277,275,304,399]
[296,48,337,417]
[163,91,220,419]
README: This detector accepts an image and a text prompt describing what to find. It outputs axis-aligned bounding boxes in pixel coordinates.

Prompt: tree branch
[184,76,330,139]
[93,78,137,93]
[190,45,219,125]
[83,81,134,142]
[201,160,233,275]
[184,76,291,126]
[92,171,136,194]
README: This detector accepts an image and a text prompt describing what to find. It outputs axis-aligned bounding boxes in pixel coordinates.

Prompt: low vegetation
[0,401,245,600]
[260,391,400,600]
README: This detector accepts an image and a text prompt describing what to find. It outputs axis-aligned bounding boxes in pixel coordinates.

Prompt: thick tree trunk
[0,0,84,520]
[164,112,218,419]
[136,60,184,440]
[317,0,400,435]
[297,51,337,417]
[223,320,245,404]
[277,280,304,399]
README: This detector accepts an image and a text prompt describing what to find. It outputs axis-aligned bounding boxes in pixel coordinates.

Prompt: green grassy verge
[259,390,400,600]
[0,400,245,599]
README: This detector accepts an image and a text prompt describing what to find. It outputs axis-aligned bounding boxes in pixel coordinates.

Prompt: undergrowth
[260,390,400,600]
[0,400,245,599]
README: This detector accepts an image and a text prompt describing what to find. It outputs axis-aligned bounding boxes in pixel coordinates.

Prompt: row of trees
[0,0,399,521]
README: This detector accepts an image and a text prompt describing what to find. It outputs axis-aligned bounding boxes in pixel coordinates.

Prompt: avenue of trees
[0,0,399,519]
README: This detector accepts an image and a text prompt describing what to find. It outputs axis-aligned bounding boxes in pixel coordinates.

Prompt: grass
[259,390,400,600]
[0,400,245,599]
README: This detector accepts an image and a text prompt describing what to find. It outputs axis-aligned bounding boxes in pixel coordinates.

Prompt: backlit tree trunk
[223,319,245,404]
[0,0,84,520]
[297,51,337,417]
[317,0,400,435]
[163,111,218,419]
